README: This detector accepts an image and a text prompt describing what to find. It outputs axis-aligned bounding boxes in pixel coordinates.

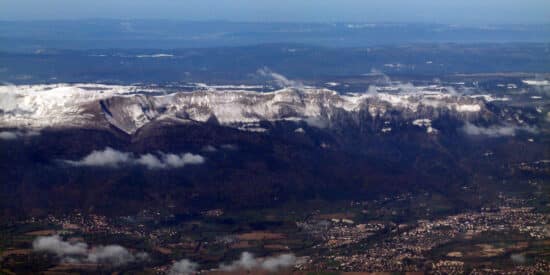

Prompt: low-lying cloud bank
[33,235,148,266]
[64,147,205,169]
[168,252,297,274]
[168,259,199,275]
[462,123,538,137]
[0,130,39,140]
[219,252,297,272]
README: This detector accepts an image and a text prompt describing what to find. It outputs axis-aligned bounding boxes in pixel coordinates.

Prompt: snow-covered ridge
[523,80,550,86]
[0,83,487,134]
[0,84,152,129]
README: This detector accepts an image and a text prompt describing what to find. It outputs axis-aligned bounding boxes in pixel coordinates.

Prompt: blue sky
[0,0,548,24]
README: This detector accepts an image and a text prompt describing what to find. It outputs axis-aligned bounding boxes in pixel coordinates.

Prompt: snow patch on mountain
[413,119,437,134]
[0,84,143,128]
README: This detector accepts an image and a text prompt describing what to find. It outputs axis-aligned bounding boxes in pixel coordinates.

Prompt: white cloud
[169,259,199,275]
[163,153,204,168]
[0,130,40,140]
[0,131,18,140]
[135,153,165,169]
[462,123,538,137]
[65,147,205,169]
[261,253,297,272]
[87,245,146,266]
[65,147,132,167]
[33,235,88,256]
[220,252,257,271]
[33,235,147,266]
[134,152,204,169]
[219,252,296,272]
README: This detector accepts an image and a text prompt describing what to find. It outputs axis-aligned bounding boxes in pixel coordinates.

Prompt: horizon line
[1,18,549,26]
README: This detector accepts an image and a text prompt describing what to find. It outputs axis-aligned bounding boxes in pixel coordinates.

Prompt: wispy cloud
[257,67,303,89]
[0,131,19,140]
[0,130,40,140]
[33,235,148,266]
[64,147,205,169]
[304,117,328,128]
[219,252,296,272]
[201,145,218,152]
[220,144,238,151]
[65,147,132,167]
[169,259,199,275]
[462,123,538,137]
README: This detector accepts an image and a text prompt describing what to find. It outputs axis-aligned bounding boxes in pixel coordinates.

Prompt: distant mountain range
[0,83,508,135]
[1,44,549,84]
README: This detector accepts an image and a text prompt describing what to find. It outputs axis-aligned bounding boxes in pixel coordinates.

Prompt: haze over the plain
[0,0,548,24]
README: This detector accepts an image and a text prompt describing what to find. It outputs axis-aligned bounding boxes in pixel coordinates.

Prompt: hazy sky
[0,0,548,24]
